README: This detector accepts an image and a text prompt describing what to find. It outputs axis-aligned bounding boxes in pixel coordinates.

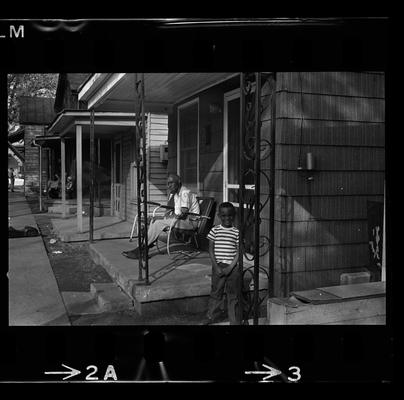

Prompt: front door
[224,89,255,251]
[113,141,122,218]
[224,89,255,206]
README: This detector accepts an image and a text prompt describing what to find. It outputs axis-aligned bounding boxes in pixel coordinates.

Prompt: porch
[88,238,269,316]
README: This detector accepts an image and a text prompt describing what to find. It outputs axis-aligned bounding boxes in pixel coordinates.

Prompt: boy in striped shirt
[203,202,240,325]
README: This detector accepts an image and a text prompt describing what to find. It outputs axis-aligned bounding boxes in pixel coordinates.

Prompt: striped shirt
[207,225,239,265]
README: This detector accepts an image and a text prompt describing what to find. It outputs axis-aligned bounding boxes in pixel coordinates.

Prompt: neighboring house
[42,73,169,232]
[17,96,56,194]
[8,129,25,176]
[79,72,385,297]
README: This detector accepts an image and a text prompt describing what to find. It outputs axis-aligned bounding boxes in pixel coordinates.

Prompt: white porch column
[61,138,66,219]
[76,125,83,232]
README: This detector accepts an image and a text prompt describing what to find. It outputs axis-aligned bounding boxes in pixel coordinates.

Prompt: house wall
[273,72,385,296]
[168,72,385,297]
[23,125,49,194]
[125,114,169,225]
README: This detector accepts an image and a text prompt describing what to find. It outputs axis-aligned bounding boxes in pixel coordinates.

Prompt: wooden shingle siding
[277,243,370,273]
[275,267,370,294]
[273,171,384,196]
[276,145,385,171]
[273,72,385,296]
[275,119,384,147]
[276,72,385,98]
[275,220,369,247]
[275,195,384,222]
[276,92,385,122]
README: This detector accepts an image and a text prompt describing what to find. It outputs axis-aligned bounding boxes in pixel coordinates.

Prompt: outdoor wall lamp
[297,152,316,182]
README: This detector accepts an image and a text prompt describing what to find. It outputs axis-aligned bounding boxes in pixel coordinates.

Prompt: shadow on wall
[274,72,385,295]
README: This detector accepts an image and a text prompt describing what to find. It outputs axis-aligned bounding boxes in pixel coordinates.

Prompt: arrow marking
[245,364,282,381]
[44,364,81,380]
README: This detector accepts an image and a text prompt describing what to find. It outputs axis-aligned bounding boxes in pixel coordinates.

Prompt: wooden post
[98,138,101,209]
[61,138,66,219]
[76,124,83,233]
[89,109,95,242]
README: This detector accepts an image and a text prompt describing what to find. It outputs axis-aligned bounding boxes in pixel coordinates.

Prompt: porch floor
[89,238,268,313]
[51,216,132,242]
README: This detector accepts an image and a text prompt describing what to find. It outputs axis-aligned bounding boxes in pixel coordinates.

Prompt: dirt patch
[32,210,113,292]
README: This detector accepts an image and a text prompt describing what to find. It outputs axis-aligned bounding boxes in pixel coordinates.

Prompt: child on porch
[202,202,241,325]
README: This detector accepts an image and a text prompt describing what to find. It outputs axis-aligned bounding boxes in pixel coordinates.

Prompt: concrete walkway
[51,216,133,242]
[8,192,70,326]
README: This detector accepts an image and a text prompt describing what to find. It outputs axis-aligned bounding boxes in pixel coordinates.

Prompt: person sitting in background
[66,175,75,199]
[47,174,61,199]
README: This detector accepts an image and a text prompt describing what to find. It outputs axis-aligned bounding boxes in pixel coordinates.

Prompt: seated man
[47,174,61,199]
[122,173,200,259]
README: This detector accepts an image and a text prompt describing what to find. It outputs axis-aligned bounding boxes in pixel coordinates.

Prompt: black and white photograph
[2,17,393,384]
[8,70,386,326]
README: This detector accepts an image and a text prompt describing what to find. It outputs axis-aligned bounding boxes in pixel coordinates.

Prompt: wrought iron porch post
[238,73,245,325]
[134,73,150,285]
[238,72,274,325]
[141,74,149,284]
[253,72,262,325]
[269,72,276,299]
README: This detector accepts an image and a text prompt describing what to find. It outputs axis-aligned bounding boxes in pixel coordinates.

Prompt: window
[178,99,199,193]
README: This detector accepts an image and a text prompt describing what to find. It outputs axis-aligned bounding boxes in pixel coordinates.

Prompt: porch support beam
[61,138,66,219]
[86,73,127,109]
[89,109,95,242]
[76,124,83,233]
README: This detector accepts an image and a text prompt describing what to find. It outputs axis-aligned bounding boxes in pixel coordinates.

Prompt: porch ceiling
[46,110,136,139]
[84,73,237,113]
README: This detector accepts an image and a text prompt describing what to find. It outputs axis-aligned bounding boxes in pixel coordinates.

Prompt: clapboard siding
[147,113,169,207]
[125,114,169,224]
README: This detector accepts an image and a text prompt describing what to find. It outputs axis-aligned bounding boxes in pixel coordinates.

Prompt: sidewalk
[8,191,70,326]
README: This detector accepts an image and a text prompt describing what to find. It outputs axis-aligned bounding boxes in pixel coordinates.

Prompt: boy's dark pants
[207,263,242,325]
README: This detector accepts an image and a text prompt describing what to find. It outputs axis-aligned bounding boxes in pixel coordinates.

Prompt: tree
[8,73,58,132]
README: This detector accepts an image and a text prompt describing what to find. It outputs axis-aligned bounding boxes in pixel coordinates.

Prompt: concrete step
[47,205,77,214]
[61,291,104,316]
[90,283,134,312]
